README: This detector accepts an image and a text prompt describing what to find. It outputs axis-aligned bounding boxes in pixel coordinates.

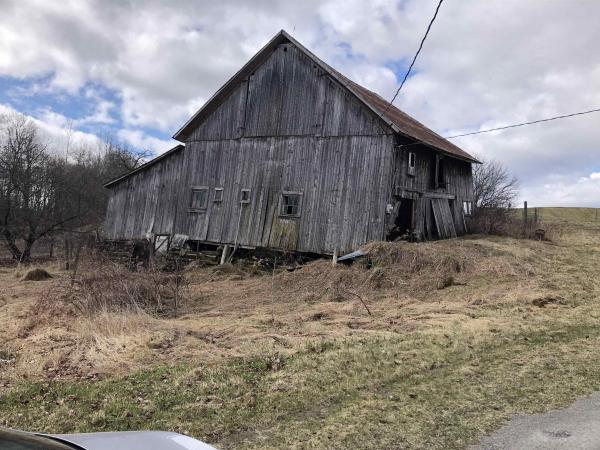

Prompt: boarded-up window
[214,187,224,202]
[280,192,302,217]
[189,187,208,211]
[408,152,416,176]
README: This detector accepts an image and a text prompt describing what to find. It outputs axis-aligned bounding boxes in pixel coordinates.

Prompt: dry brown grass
[0,220,595,387]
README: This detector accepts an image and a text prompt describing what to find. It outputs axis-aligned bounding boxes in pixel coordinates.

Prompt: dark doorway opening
[387,198,414,241]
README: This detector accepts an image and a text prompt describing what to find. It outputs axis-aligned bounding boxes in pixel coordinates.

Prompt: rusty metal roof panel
[340,75,479,162]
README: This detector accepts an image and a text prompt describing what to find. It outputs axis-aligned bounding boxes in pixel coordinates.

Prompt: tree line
[0,112,145,261]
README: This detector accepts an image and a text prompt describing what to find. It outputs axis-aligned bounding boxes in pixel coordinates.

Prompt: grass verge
[3,316,600,449]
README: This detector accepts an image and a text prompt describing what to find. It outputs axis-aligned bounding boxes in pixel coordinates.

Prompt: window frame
[407,151,416,176]
[463,201,473,217]
[279,191,303,218]
[240,188,251,204]
[188,186,209,212]
[213,187,224,203]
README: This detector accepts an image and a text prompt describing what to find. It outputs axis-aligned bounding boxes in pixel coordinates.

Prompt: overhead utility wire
[445,107,600,138]
[378,0,444,120]
[396,106,600,149]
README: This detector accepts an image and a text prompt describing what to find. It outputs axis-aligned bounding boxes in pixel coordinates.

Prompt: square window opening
[280,193,302,217]
[214,187,224,202]
[240,189,251,204]
[189,187,208,211]
[280,192,302,217]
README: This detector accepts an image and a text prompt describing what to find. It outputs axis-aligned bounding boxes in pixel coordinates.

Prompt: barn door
[431,198,457,239]
[268,216,300,250]
[265,193,300,251]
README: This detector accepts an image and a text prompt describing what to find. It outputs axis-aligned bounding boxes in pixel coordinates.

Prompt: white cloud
[1,0,599,205]
[117,129,178,155]
[521,172,600,208]
[0,103,102,155]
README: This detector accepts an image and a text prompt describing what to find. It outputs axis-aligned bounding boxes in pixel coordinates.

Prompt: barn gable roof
[174,30,479,163]
[104,144,185,188]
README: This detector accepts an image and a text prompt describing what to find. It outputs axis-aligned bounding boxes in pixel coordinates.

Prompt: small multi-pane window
[189,187,208,211]
[240,189,251,203]
[408,152,416,176]
[463,201,473,216]
[280,192,302,217]
[214,187,224,202]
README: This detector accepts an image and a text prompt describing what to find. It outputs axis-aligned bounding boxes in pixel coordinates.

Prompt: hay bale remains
[22,268,53,281]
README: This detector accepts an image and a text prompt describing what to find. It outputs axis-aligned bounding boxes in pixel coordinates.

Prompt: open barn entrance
[387,198,414,241]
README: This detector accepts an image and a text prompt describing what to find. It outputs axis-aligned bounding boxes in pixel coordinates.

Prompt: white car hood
[49,431,217,450]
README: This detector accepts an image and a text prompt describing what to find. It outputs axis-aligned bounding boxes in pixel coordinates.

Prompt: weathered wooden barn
[104,30,479,256]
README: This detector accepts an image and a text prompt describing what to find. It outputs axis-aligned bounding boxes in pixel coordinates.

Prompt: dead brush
[364,241,469,274]
[46,255,190,317]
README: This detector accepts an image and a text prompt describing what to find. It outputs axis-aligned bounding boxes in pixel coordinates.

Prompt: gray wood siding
[187,43,386,141]
[170,134,394,254]
[103,149,184,240]
[188,82,247,141]
[392,143,473,239]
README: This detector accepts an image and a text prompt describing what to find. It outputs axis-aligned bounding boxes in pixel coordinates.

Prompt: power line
[445,107,600,139]
[379,0,444,119]
[395,106,600,150]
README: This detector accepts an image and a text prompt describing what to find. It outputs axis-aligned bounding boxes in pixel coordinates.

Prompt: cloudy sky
[1,0,599,206]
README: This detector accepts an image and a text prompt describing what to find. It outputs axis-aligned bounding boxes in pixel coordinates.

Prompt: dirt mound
[21,268,53,281]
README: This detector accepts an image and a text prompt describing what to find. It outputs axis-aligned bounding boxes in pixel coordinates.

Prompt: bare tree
[0,113,76,261]
[472,159,519,210]
[0,113,151,261]
[100,139,150,175]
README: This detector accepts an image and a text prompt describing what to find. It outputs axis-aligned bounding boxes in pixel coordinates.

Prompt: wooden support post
[523,201,528,224]
[220,245,230,265]
[332,247,338,266]
[534,208,538,224]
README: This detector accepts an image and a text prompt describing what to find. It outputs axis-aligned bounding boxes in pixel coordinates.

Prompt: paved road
[472,393,600,449]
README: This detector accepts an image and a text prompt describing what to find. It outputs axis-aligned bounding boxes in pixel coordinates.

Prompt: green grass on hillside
[515,207,600,224]
[3,319,600,450]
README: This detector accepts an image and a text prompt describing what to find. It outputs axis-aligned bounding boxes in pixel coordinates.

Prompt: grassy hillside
[516,206,600,224]
[1,213,600,449]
